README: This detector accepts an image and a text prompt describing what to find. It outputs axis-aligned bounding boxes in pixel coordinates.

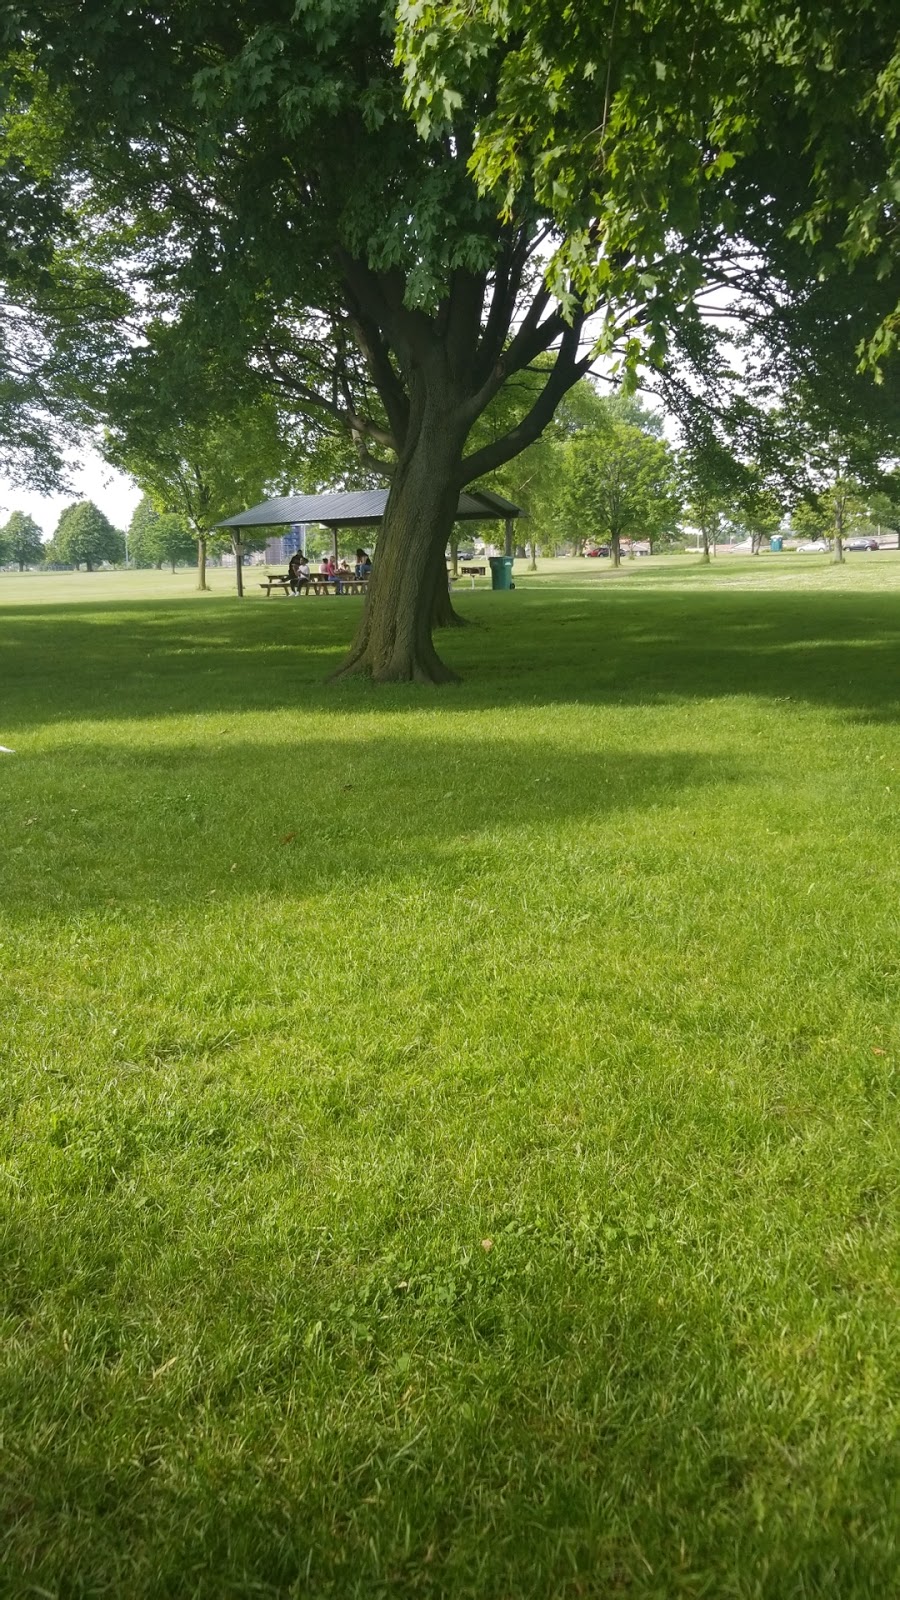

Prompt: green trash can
[769,535,783,552]
[489,555,515,590]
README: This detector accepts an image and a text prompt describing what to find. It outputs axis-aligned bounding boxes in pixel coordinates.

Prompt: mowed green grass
[1,558,898,1598]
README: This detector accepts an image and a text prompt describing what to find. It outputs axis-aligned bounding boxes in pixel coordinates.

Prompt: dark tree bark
[197,534,208,591]
[332,397,467,682]
[432,544,468,630]
[328,257,590,682]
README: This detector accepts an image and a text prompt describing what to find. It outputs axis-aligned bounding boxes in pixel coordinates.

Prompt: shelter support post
[232,533,244,598]
[332,526,339,562]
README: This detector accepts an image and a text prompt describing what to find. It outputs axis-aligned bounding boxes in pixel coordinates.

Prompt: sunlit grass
[1,564,898,1597]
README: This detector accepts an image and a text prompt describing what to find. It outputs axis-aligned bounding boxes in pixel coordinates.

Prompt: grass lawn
[1,556,898,1598]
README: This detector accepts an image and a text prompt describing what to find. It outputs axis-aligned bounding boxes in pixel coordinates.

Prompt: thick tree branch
[443,266,489,384]
[459,319,592,485]
[472,229,530,389]
[344,309,410,445]
[460,295,569,428]
[337,251,434,373]
[350,432,394,479]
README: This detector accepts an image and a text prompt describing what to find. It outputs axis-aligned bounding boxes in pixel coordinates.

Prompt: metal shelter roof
[217,487,521,529]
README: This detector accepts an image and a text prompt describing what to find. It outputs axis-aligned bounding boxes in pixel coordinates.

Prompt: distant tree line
[3,428,898,576]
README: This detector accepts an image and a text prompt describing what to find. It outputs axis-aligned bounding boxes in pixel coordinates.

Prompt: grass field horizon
[1,558,897,1597]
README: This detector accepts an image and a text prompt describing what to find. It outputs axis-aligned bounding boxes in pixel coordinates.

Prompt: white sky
[0,449,141,541]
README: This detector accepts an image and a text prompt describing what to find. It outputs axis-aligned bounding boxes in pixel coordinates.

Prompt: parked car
[585,546,607,557]
[797,539,829,553]
[845,537,880,552]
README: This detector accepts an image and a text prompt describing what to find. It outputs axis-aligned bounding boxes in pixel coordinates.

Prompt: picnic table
[260,572,369,597]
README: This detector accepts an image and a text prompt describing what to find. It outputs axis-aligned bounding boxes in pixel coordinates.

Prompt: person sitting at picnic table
[287,550,309,593]
[355,548,372,578]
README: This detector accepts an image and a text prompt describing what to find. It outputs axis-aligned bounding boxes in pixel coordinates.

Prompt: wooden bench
[261,574,370,597]
[454,563,487,589]
[308,576,369,596]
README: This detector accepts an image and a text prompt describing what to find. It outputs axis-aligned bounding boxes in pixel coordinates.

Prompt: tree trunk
[529,539,538,571]
[700,526,711,564]
[332,403,466,682]
[86,560,93,572]
[832,534,844,564]
[197,535,209,591]
[431,544,467,630]
[18,559,24,571]
[449,534,459,579]
[611,534,621,568]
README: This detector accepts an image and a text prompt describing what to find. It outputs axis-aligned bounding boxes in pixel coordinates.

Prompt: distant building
[265,523,305,564]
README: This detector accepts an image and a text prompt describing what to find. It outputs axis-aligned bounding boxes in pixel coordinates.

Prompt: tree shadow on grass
[2,588,900,731]
[0,729,741,918]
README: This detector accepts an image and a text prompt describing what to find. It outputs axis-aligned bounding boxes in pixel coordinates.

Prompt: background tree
[1,509,44,569]
[476,372,613,565]
[125,498,199,572]
[49,500,123,571]
[738,482,785,556]
[679,441,748,565]
[866,490,900,548]
[561,424,680,568]
[101,336,297,591]
[823,477,867,566]
[150,513,197,574]
[790,498,832,547]
[126,497,163,570]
